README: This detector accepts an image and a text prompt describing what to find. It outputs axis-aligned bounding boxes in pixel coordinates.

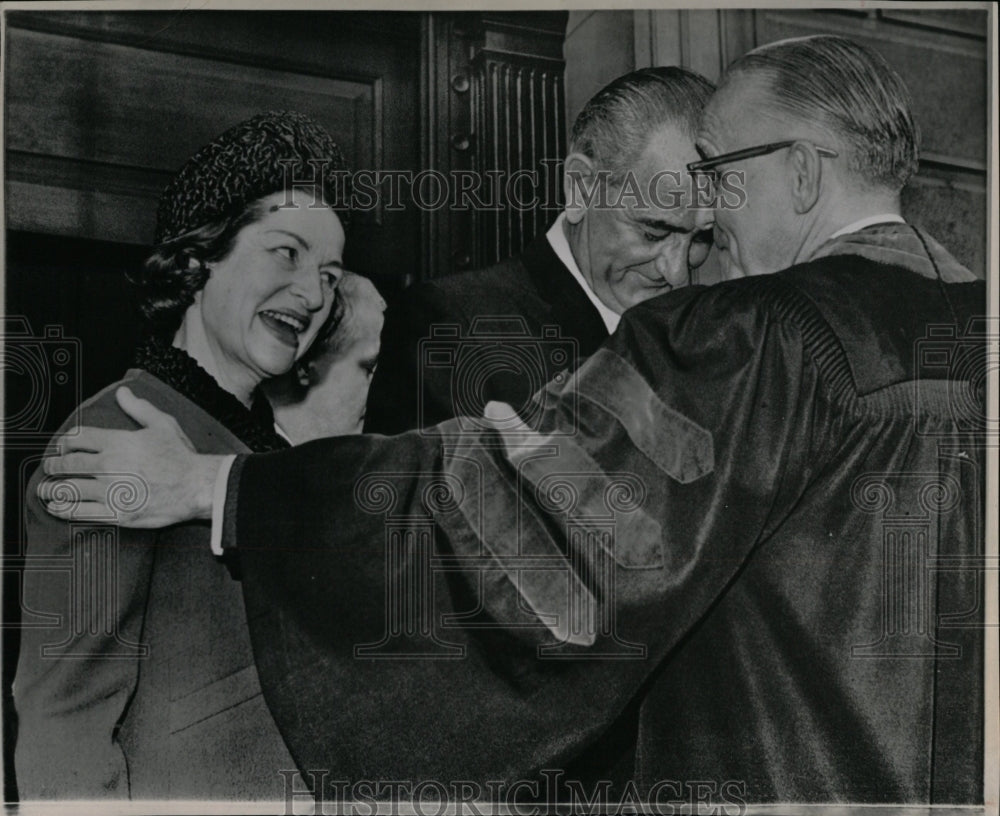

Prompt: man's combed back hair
[569,67,715,181]
[729,35,919,191]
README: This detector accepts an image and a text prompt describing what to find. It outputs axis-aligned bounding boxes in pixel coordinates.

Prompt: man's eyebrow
[633,216,689,233]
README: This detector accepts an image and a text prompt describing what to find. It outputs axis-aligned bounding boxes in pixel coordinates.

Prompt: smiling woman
[12,112,351,800]
[167,189,345,402]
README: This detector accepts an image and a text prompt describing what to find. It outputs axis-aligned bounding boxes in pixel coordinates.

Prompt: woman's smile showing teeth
[184,187,343,389]
[259,309,309,347]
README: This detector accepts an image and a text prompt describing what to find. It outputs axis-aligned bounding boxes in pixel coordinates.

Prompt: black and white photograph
[1,2,997,813]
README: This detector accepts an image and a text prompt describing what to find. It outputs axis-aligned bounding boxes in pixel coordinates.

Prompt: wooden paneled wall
[5,10,568,287]
[471,20,566,267]
[4,10,422,291]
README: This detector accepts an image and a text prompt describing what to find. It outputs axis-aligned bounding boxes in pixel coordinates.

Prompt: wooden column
[420,11,567,280]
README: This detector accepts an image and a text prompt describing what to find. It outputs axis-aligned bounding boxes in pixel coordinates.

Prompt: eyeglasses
[686,140,839,177]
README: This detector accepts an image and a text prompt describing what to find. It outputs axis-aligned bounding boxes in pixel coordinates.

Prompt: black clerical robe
[226,232,986,804]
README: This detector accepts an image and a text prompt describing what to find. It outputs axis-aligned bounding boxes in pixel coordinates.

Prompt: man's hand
[37,387,224,528]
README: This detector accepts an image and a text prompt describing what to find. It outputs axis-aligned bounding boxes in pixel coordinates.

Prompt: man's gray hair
[728,35,919,191]
[569,67,715,182]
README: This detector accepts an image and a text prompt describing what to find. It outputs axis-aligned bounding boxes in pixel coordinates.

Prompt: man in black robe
[39,36,988,806]
[365,66,715,434]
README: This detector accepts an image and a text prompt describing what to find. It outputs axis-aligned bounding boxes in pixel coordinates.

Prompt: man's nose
[653,243,689,289]
[695,206,715,230]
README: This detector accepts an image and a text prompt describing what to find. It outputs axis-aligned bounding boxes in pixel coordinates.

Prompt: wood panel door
[4,10,423,294]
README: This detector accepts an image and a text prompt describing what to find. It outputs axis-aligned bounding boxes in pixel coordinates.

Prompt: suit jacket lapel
[520,231,610,358]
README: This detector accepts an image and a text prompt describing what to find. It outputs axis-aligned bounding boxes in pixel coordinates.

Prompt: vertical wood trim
[419,12,566,276]
[719,9,758,69]
[515,66,525,253]
[502,63,513,263]
[370,76,385,226]
[678,10,690,68]
[636,9,728,79]
[470,50,482,270]
[472,54,566,266]
[553,67,565,222]
[685,10,724,81]
[651,11,684,69]
[633,10,652,70]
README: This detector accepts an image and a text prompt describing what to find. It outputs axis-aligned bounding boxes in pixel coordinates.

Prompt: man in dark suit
[364,66,715,434]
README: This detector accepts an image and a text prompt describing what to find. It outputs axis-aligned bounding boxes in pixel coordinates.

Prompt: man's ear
[563,152,597,225]
[787,141,823,214]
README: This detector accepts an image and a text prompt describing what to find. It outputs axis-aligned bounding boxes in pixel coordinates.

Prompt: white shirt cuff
[209,454,238,556]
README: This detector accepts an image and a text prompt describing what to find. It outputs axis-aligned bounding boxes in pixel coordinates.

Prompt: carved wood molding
[420,11,568,281]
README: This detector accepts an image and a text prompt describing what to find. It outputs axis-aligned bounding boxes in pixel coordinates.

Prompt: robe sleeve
[226,280,830,780]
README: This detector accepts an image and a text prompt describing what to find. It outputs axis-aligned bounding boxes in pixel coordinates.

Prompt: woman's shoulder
[60,368,253,456]
[54,370,184,435]
[23,371,171,537]
[52,369,244,451]
[26,369,240,504]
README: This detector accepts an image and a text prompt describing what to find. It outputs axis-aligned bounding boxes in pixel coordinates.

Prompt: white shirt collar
[827,214,905,241]
[546,213,620,334]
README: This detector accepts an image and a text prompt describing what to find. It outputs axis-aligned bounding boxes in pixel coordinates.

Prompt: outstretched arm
[37,283,822,784]
[212,284,824,783]
[39,387,223,527]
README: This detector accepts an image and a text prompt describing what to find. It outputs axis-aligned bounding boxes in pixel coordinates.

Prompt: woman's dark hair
[136,110,353,337]
[130,199,268,336]
[133,196,347,343]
